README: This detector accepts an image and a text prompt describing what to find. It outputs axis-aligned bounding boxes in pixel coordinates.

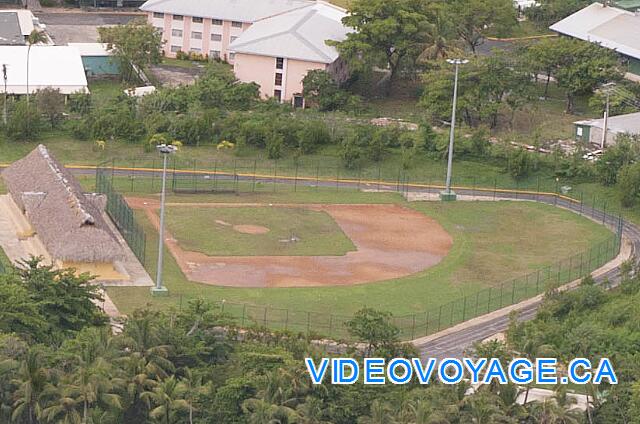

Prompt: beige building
[140,0,311,62]
[229,1,349,105]
[574,111,640,147]
[1,145,125,280]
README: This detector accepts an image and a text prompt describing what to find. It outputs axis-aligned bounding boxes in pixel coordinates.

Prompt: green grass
[161,58,201,69]
[107,197,612,321]
[165,206,356,256]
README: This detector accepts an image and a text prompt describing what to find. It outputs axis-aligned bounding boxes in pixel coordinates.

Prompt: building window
[173,14,183,21]
[153,12,164,18]
[212,18,223,25]
[229,52,236,60]
[577,127,583,136]
[276,57,284,69]
[274,90,282,101]
[190,47,201,52]
[210,50,220,59]
[230,36,238,43]
[170,45,181,53]
[211,33,222,42]
[275,72,283,86]
[293,95,304,108]
[231,21,242,28]
[171,29,183,37]
[192,16,203,23]
[191,31,202,40]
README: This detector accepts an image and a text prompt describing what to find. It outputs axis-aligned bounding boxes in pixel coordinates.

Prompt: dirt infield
[127,198,452,288]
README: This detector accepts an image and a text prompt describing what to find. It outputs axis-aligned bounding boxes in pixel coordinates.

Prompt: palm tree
[40,394,83,424]
[11,349,51,424]
[25,30,48,105]
[180,368,210,424]
[242,398,297,424]
[140,376,189,424]
[357,400,393,424]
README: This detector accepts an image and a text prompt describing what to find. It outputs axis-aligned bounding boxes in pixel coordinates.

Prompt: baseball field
[106,187,614,321]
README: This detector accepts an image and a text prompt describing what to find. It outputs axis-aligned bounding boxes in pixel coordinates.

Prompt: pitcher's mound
[233,224,270,235]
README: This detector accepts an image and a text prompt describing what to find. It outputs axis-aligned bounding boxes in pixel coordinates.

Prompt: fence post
[252,160,257,192]
[336,167,340,191]
[193,160,197,192]
[273,160,277,192]
[500,283,504,307]
[294,162,299,192]
[493,177,497,201]
[487,287,492,313]
[377,164,382,191]
[241,304,246,326]
[437,305,442,331]
[475,291,480,317]
[411,314,416,340]
[602,202,607,225]
[263,307,267,327]
[462,297,466,321]
[316,163,320,190]
[328,314,332,337]
[536,269,540,293]
[306,311,311,336]
[580,192,584,214]
[511,280,516,303]
[536,176,540,201]
[151,158,156,190]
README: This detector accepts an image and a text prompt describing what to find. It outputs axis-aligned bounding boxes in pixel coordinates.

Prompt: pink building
[140,0,311,62]
[229,1,349,105]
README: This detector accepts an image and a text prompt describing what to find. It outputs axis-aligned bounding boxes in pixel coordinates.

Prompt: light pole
[152,143,178,296]
[440,58,468,202]
[2,64,7,125]
[600,82,616,150]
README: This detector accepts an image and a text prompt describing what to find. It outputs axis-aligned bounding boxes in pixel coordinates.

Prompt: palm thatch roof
[1,145,123,263]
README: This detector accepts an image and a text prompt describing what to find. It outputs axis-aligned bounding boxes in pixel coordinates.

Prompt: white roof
[0,10,36,36]
[0,46,88,95]
[68,42,112,57]
[229,2,349,63]
[550,2,640,60]
[140,0,312,23]
[575,112,640,134]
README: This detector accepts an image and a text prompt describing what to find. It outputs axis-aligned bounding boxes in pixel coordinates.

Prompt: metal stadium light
[440,58,469,202]
[152,143,178,296]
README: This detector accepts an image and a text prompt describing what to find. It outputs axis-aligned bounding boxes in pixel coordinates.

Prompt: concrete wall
[148,11,250,63]
[62,261,128,281]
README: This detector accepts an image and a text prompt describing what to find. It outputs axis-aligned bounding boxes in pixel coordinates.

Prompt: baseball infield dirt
[127,198,452,288]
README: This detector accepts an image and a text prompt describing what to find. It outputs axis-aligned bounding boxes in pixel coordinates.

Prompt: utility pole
[600,82,616,150]
[2,64,7,125]
[152,143,178,296]
[440,58,468,202]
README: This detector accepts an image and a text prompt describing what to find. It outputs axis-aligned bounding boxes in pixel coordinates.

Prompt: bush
[507,148,533,179]
[266,132,284,159]
[296,120,332,154]
[5,100,42,141]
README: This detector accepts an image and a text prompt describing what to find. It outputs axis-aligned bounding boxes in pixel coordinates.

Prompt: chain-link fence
[171,231,621,341]
[96,163,146,264]
[92,159,625,340]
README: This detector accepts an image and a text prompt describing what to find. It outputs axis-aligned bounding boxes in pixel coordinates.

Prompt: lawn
[165,206,356,256]
[107,195,613,324]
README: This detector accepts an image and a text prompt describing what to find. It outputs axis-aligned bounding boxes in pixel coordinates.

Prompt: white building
[0,46,89,95]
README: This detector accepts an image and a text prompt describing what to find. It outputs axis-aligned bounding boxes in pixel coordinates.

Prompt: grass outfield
[165,206,356,256]
[106,191,613,319]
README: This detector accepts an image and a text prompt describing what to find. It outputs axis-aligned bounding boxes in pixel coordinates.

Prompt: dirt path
[127,198,453,288]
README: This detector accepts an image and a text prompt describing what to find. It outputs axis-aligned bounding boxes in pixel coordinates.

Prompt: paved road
[17,165,639,359]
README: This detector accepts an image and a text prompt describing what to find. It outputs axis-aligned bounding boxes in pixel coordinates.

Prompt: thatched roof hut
[1,145,123,263]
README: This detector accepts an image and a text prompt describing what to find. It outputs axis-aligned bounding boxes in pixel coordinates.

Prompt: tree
[98,20,163,82]
[447,0,517,54]
[617,160,640,208]
[141,376,189,424]
[25,30,48,106]
[302,70,356,111]
[532,38,622,112]
[36,88,65,128]
[333,0,431,94]
[6,98,42,141]
[11,349,51,424]
[345,308,400,356]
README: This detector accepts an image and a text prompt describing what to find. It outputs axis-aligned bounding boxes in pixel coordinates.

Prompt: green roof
[613,0,640,10]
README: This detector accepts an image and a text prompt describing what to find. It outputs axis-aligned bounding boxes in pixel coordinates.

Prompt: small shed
[68,43,120,77]
[574,111,640,146]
